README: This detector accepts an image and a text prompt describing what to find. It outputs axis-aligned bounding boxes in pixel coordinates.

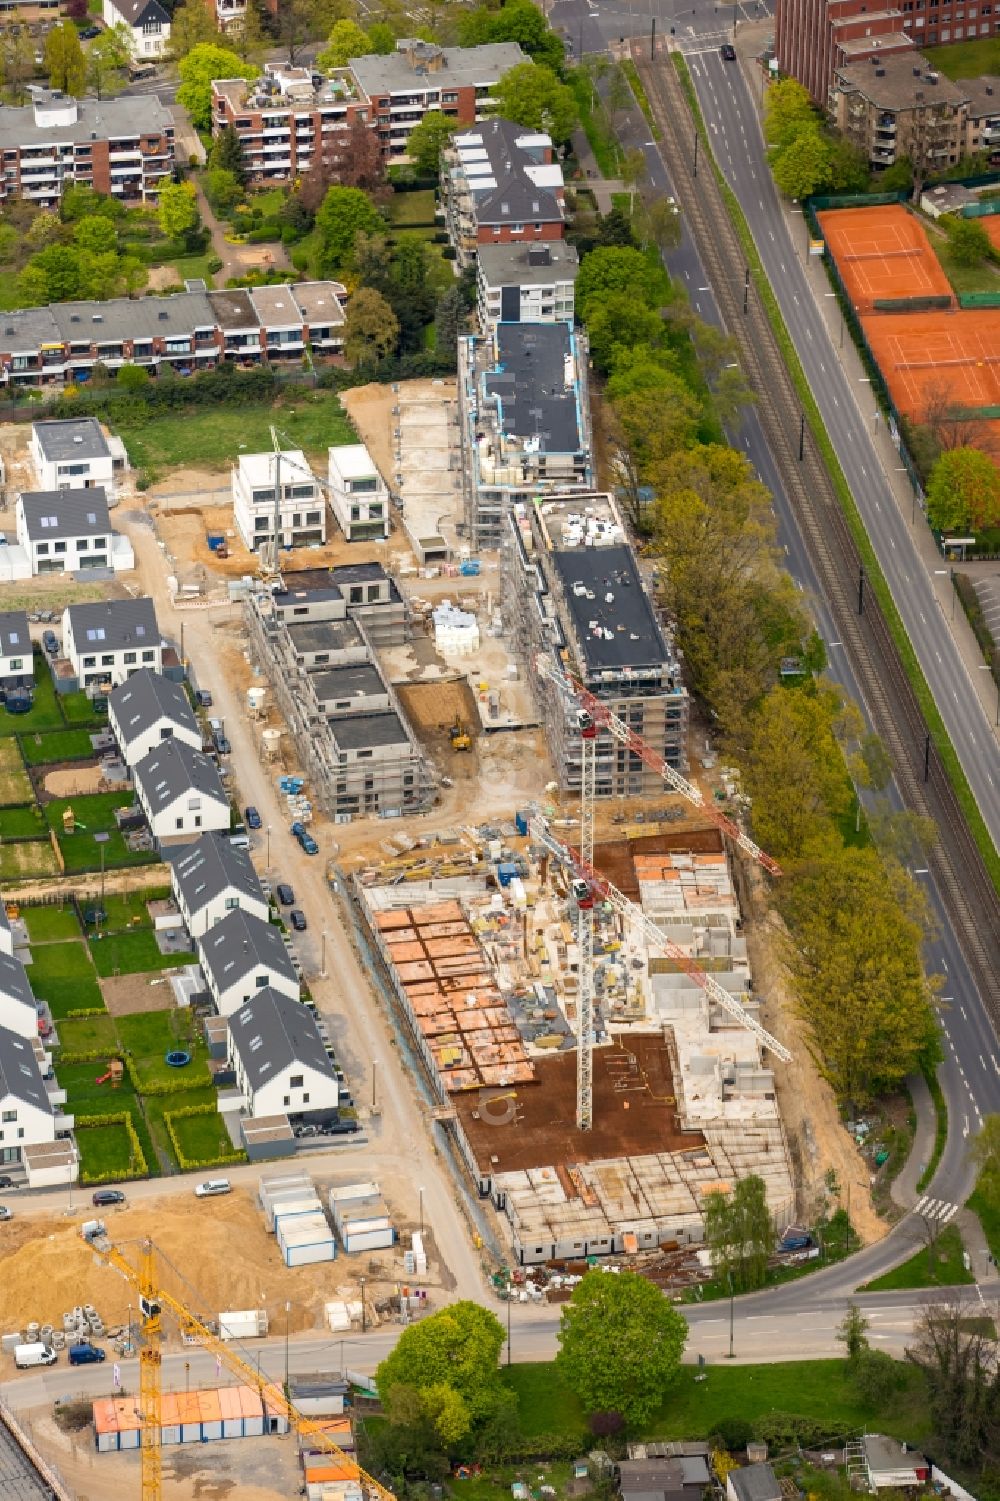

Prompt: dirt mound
[44,767,105,798]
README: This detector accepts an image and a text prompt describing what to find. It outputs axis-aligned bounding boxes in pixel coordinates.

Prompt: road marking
[964,1117,971,1138]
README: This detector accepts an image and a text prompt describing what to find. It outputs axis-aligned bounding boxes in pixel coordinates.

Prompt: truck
[15,1342,57,1368]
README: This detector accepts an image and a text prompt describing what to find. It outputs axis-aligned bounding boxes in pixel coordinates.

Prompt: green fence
[872,294,953,312]
[961,199,1000,218]
[807,192,909,211]
[958,291,1000,308]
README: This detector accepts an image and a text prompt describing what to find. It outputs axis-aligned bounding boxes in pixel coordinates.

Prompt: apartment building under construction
[503,491,689,796]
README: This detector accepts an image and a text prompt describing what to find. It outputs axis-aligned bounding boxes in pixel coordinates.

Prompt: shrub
[441,245,457,260]
[206,255,224,274]
[65,1008,109,1020]
[710,1417,755,1452]
[163,1103,246,1171]
[76,1111,149,1182]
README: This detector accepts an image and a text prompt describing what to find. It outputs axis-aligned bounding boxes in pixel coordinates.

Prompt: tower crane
[528,811,792,1063]
[96,1236,395,1501]
[534,655,783,879]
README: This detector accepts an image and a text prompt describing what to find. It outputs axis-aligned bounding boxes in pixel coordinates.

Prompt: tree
[636,194,682,255]
[0,23,36,103]
[621,146,646,214]
[368,21,396,52]
[606,61,631,117]
[434,285,464,352]
[158,180,201,241]
[208,124,246,183]
[576,244,659,318]
[376,1302,507,1429]
[25,210,62,249]
[170,0,220,57]
[493,62,577,144]
[344,286,399,366]
[907,1301,1000,1467]
[233,0,268,61]
[458,0,564,71]
[586,295,664,373]
[315,185,384,275]
[74,215,118,255]
[921,379,995,456]
[177,44,257,131]
[556,1270,688,1426]
[927,446,1000,533]
[44,21,86,96]
[827,137,870,193]
[837,1303,870,1364]
[204,167,242,214]
[317,17,372,69]
[947,217,993,267]
[406,110,458,176]
[971,1116,1000,1207]
[22,244,82,303]
[771,128,832,199]
[86,23,131,99]
[879,155,914,194]
[854,1348,904,1408]
[711,362,756,430]
[703,1175,774,1292]
[778,843,938,1107]
[763,77,817,152]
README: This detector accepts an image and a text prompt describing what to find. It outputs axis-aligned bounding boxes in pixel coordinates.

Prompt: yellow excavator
[449,718,471,752]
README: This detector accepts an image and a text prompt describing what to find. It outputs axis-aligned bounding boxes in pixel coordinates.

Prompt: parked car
[215,734,232,756]
[15,1343,57,1368]
[195,689,213,708]
[291,823,319,855]
[92,1189,125,1208]
[289,909,307,932]
[720,41,737,59]
[276,883,295,906]
[42,630,59,656]
[0,1175,17,1190]
[69,1343,106,1365]
[195,1179,232,1198]
[0,1205,11,1221]
[244,806,262,830]
[79,25,100,38]
[229,825,250,851]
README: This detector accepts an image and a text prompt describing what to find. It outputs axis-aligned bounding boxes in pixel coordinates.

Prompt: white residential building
[109,669,200,768]
[0,953,41,1040]
[168,832,269,940]
[133,738,230,847]
[0,1023,58,1169]
[15,487,134,576]
[231,449,326,554]
[198,910,299,1019]
[0,905,13,959]
[0,610,33,689]
[326,445,389,542]
[30,418,117,494]
[476,242,578,331]
[62,597,163,690]
[228,987,339,1119]
[102,0,171,59]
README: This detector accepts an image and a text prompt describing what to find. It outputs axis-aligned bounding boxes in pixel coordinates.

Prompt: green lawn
[0,805,47,840]
[58,1059,159,1174]
[45,791,157,872]
[76,1119,138,1180]
[116,1008,211,1091]
[26,939,104,1018]
[924,37,1000,78]
[167,252,218,287]
[0,672,64,736]
[388,189,437,227]
[968,1182,1000,1262]
[503,1358,931,1447]
[89,927,192,976]
[0,842,59,880]
[24,904,82,943]
[931,230,1000,296]
[169,1107,240,1164]
[116,390,355,472]
[19,728,96,765]
[860,1223,973,1291]
[102,889,164,930]
[57,1013,119,1054]
[60,691,103,727]
[0,741,32,806]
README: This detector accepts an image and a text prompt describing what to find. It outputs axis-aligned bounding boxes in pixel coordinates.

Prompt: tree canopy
[44,21,85,96]
[458,0,564,70]
[703,1175,775,1292]
[178,44,257,130]
[556,1270,688,1425]
[315,184,384,276]
[317,18,372,70]
[927,445,1000,533]
[376,1301,507,1430]
[157,180,201,241]
[406,110,459,176]
[343,285,399,367]
[771,128,832,199]
[493,61,577,143]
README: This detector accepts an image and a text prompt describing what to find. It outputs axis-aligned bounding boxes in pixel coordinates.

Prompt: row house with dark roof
[0,283,346,390]
[443,117,566,269]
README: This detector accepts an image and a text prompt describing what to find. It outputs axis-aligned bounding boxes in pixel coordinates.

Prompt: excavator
[449,717,471,752]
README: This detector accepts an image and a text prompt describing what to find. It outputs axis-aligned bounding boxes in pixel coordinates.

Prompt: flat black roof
[484,324,581,455]
[329,711,408,750]
[286,619,362,654]
[553,545,669,671]
[312,664,386,700]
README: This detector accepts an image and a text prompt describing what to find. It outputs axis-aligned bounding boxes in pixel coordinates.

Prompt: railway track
[638,53,1000,1020]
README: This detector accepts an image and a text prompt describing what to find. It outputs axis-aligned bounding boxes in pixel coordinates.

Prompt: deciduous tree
[763,77,817,152]
[971,1116,1000,1206]
[576,244,660,317]
[928,445,1000,532]
[458,0,563,70]
[376,1302,506,1428]
[493,61,577,144]
[158,180,200,241]
[0,23,36,103]
[86,23,131,99]
[74,215,118,255]
[947,217,993,267]
[907,1301,1000,1467]
[703,1175,774,1292]
[771,128,832,199]
[44,21,86,96]
[405,110,458,176]
[177,44,257,131]
[837,1303,870,1363]
[317,18,372,69]
[315,184,384,274]
[556,1269,688,1426]
[343,285,399,366]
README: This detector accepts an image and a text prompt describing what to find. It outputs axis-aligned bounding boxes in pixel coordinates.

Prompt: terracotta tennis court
[862,307,1000,418]
[817,204,953,309]
[981,214,1000,254]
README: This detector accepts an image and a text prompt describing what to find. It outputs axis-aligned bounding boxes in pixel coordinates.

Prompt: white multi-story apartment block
[231,449,326,554]
[327,444,389,542]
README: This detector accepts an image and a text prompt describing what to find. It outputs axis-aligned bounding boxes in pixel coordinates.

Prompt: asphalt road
[686,49,1000,855]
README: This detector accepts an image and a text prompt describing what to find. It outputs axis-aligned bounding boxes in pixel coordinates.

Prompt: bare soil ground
[43,767,104,798]
[339,380,397,487]
[100,973,181,1016]
[743,896,885,1246]
[0,841,59,878]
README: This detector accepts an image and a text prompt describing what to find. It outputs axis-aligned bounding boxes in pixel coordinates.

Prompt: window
[349,587,363,603]
[255,973,268,988]
[283,1095,290,1107]
[290,1074,303,1088]
[142,649,155,662]
[10,659,22,671]
[36,543,48,556]
[302,1093,309,1104]
[83,655,96,667]
[54,541,67,554]
[176,816,184,829]
[1,1110,15,1122]
[77,538,88,550]
[350,506,360,521]
[124,651,136,664]
[101,653,113,666]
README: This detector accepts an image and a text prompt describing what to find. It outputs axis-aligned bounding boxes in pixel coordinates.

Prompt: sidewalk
[570,126,626,213]
[733,26,1000,749]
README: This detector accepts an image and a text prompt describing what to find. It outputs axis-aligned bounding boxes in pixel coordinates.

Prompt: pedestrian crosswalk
[914,1195,959,1224]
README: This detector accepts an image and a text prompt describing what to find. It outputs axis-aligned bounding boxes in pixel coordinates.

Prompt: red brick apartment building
[0,88,173,206]
[443,117,566,269]
[776,0,1000,102]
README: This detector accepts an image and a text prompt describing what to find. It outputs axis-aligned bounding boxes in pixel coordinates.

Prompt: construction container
[218,1310,268,1341]
[340,1214,394,1254]
[258,1171,313,1230]
[496,862,517,888]
[272,1194,324,1231]
[277,1212,336,1267]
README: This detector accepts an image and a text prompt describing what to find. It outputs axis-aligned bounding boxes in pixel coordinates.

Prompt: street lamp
[823,291,844,349]
[727,1271,735,1358]
[265,824,272,868]
[320,928,327,978]
[934,568,957,621]
[418,1186,424,1238]
[359,1276,367,1334]
[284,1300,291,1389]
[371,1058,377,1111]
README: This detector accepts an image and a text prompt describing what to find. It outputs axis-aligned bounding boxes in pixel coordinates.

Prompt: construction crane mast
[98,1237,396,1501]
[575,711,596,1131]
[535,656,783,879]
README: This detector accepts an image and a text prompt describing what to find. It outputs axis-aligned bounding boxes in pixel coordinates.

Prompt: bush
[710,1417,755,1452]
[65,1008,110,1020]
[441,245,457,260]
[206,255,223,274]
[163,1103,246,1171]
[247,224,282,243]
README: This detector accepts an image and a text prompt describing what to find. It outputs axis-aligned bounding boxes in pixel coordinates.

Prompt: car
[276,882,295,906]
[289,909,307,932]
[301,833,319,856]
[195,689,213,708]
[79,25,100,38]
[195,1179,232,1198]
[92,1189,125,1208]
[215,735,232,756]
[68,1342,106,1365]
[0,1206,11,1221]
[0,1175,17,1190]
[42,630,59,656]
[721,41,737,59]
[244,806,262,830]
[229,825,250,851]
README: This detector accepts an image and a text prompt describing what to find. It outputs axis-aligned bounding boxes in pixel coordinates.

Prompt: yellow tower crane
[97,1237,396,1501]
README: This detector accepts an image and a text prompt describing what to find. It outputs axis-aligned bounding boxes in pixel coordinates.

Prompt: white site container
[218,1310,269,1341]
[341,1214,394,1254]
[272,1194,323,1232]
[277,1213,336,1267]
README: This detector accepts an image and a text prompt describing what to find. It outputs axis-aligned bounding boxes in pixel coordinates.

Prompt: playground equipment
[62,807,87,834]
[95,1060,124,1088]
[164,1051,191,1069]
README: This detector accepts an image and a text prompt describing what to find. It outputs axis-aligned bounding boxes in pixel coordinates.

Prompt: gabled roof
[106,0,169,25]
[109,668,198,748]
[20,487,111,543]
[133,737,228,815]
[66,597,160,654]
[199,910,297,994]
[728,1466,781,1501]
[169,831,266,917]
[0,952,37,1013]
[0,610,31,659]
[0,1023,51,1115]
[229,987,336,1090]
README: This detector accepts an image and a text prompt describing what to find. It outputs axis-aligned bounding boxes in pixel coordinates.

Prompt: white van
[15,1342,57,1368]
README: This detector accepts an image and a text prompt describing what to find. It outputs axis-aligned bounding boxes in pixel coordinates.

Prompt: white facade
[108,683,201,768]
[0,611,33,688]
[102,0,171,59]
[62,603,162,689]
[182,882,269,940]
[30,420,116,494]
[327,445,389,542]
[231,1047,339,1120]
[0,1026,56,1168]
[134,749,230,844]
[199,919,300,1020]
[14,492,134,577]
[231,449,327,554]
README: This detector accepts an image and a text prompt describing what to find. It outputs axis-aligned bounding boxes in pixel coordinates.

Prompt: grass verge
[115,389,355,472]
[89,927,192,976]
[967,1181,1000,1262]
[569,69,622,178]
[860,1222,973,1291]
[671,51,1000,897]
[621,59,662,140]
[916,1061,948,1194]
